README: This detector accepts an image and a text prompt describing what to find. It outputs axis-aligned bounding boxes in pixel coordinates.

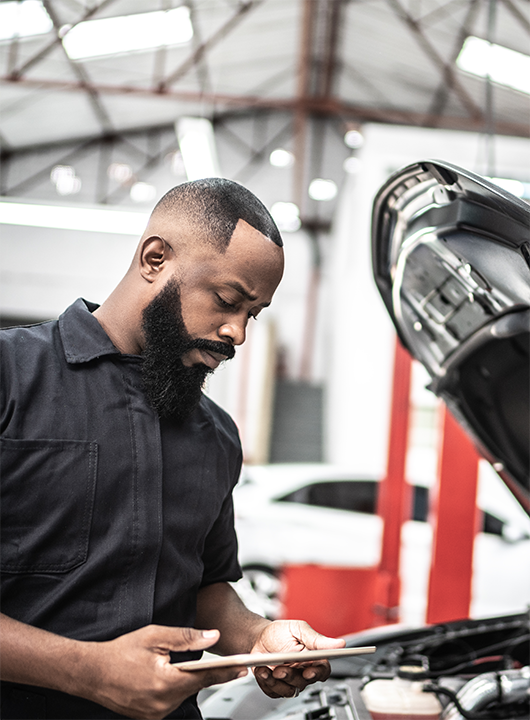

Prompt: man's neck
[93,284,144,355]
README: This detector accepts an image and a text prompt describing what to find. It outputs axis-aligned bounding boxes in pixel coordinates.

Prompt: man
[0,179,344,720]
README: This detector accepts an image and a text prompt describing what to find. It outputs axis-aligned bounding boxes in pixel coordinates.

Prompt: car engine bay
[199,612,529,720]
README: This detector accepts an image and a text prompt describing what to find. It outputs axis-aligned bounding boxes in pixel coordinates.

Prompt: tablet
[173,646,376,671]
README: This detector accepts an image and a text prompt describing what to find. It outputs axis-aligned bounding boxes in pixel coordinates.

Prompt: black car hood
[372,160,530,513]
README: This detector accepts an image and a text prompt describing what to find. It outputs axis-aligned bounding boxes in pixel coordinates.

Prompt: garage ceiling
[1,0,529,221]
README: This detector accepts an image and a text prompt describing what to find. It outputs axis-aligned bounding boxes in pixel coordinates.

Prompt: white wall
[0,219,141,320]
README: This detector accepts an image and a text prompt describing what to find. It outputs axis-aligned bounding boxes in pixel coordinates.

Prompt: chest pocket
[0,438,97,573]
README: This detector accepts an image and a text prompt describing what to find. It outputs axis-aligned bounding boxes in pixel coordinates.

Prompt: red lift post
[372,336,413,626]
[426,406,481,624]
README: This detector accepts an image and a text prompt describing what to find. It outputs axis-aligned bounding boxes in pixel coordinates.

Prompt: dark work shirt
[0,299,243,718]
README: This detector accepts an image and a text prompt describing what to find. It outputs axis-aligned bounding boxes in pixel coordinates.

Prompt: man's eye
[216,295,235,309]
[248,311,258,321]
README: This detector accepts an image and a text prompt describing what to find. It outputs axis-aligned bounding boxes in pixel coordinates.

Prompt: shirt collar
[59,298,122,364]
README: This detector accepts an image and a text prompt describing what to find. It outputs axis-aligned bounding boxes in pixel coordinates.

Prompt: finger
[144,625,220,653]
[194,665,248,689]
[254,667,305,697]
[301,660,331,683]
[257,665,300,682]
[271,658,329,683]
[295,622,346,650]
[268,662,330,690]
[257,675,303,698]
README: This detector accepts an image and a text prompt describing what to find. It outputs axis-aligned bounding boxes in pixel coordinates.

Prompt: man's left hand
[250,620,345,699]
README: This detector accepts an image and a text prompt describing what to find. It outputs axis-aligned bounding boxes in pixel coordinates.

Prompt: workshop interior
[1,2,529,719]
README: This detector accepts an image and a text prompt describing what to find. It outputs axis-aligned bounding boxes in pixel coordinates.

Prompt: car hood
[371,160,530,513]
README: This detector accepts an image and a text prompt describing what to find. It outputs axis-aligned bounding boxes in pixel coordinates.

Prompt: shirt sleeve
[200,491,242,586]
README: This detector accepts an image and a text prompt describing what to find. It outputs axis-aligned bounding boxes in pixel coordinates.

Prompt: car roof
[237,464,380,494]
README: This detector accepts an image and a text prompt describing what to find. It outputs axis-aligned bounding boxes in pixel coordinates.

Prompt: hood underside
[371,160,530,512]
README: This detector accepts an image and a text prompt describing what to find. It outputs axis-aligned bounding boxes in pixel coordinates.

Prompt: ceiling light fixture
[344,130,364,149]
[107,163,133,184]
[343,157,362,175]
[0,200,149,235]
[130,182,157,203]
[270,202,301,233]
[270,149,295,168]
[176,117,220,181]
[50,165,82,196]
[457,36,530,96]
[62,6,193,60]
[0,0,52,41]
[308,178,338,201]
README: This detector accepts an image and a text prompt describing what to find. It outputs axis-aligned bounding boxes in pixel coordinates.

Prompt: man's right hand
[0,614,246,720]
[84,624,246,719]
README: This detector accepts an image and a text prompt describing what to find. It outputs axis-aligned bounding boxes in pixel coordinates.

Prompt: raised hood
[372,160,530,513]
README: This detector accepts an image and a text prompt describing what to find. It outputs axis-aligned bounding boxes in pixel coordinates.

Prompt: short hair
[152,178,283,251]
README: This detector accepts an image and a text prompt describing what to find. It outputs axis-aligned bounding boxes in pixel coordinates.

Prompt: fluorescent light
[343,156,362,175]
[176,117,220,181]
[270,202,300,232]
[344,130,364,149]
[50,165,82,196]
[308,178,337,201]
[0,201,149,235]
[457,36,530,95]
[130,182,157,203]
[107,163,133,184]
[270,149,294,168]
[62,6,193,60]
[0,0,52,41]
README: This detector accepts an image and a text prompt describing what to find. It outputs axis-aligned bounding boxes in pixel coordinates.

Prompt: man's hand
[83,624,247,719]
[250,620,345,699]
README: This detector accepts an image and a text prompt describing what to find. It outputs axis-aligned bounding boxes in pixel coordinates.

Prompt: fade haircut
[152,178,283,251]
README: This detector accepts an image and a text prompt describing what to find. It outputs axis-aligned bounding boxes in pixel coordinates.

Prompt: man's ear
[139,236,173,283]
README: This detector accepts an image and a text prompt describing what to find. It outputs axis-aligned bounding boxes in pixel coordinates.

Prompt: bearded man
[0,179,344,720]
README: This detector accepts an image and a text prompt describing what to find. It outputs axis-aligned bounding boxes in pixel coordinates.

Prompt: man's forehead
[232,217,265,236]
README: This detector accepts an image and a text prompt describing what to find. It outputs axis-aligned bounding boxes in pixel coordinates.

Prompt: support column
[372,336,413,625]
[426,406,480,624]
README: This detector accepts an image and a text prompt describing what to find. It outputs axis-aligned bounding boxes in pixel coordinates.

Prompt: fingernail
[275,670,287,679]
[258,670,268,680]
[202,629,218,638]
[305,670,316,679]
[237,669,248,678]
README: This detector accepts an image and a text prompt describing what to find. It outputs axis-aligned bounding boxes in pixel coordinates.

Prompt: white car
[232,462,530,624]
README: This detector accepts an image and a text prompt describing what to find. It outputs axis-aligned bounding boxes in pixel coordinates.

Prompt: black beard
[141,278,235,422]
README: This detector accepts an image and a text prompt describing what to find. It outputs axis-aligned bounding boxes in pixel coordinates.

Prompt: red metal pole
[372,336,413,625]
[426,405,481,624]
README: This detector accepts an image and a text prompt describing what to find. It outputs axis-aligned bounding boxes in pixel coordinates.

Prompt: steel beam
[159,0,264,91]
[1,76,529,139]
[386,0,483,121]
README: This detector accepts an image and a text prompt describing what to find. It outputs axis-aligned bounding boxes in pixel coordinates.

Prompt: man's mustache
[189,338,236,361]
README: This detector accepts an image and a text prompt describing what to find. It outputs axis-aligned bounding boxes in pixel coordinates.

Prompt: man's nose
[218,317,247,346]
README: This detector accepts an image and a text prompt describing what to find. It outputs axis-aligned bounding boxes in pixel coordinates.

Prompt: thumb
[148,625,220,653]
[297,622,346,650]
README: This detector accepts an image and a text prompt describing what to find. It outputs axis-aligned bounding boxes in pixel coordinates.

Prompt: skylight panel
[62,6,193,60]
[0,0,52,41]
[457,36,530,96]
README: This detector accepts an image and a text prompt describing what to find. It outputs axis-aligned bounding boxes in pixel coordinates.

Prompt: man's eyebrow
[227,281,270,307]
